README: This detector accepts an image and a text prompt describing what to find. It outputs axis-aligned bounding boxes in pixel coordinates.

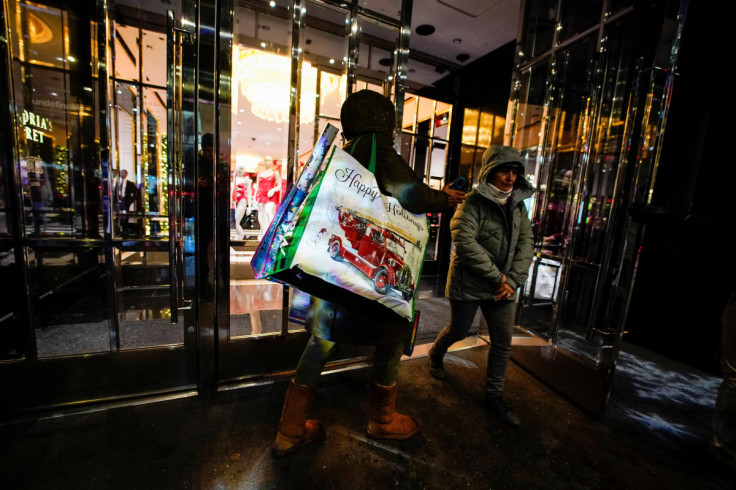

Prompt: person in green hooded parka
[428,145,534,427]
[272,90,466,457]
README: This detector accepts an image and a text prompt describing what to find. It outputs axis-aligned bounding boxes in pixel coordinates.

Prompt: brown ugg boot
[272,379,325,458]
[366,382,419,440]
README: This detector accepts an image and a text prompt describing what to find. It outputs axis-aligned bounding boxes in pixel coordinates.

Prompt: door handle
[167,10,187,324]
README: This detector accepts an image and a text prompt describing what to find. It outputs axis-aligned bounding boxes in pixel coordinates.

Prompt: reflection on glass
[555,264,602,363]
[477,112,492,148]
[538,36,596,253]
[8,0,101,238]
[357,0,401,19]
[459,145,475,183]
[0,149,8,236]
[559,0,603,42]
[230,281,283,336]
[111,21,169,241]
[0,249,22,359]
[520,0,557,60]
[114,25,139,81]
[116,249,181,349]
[462,108,479,145]
[399,95,453,262]
[29,247,110,357]
[520,256,562,338]
[402,96,417,131]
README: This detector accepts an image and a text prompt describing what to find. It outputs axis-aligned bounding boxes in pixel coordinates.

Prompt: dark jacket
[446,146,534,301]
[307,129,452,345]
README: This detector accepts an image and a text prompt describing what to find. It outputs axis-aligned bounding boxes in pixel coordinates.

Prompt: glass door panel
[228,0,293,341]
[219,0,411,383]
[511,6,685,414]
[0,0,200,415]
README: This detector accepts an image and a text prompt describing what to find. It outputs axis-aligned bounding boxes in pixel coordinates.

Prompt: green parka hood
[476,145,534,204]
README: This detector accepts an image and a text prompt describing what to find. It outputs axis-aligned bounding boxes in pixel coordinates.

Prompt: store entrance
[0,0,202,415]
[214,0,407,386]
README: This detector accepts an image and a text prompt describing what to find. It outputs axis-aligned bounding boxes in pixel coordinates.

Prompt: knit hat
[340,90,396,139]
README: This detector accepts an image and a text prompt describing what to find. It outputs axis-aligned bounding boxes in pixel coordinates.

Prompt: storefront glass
[227,1,410,342]
[400,95,452,261]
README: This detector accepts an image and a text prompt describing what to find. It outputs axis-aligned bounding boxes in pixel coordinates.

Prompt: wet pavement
[2,343,734,489]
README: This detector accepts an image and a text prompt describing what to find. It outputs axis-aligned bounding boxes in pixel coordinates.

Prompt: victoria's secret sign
[18,110,53,143]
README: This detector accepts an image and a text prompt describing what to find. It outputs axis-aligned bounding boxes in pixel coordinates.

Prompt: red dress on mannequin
[256,174,280,205]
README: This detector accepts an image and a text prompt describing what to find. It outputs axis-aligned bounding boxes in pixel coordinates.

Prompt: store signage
[19,110,53,143]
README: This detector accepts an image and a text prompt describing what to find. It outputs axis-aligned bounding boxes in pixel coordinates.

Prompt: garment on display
[232,163,254,239]
[254,156,282,234]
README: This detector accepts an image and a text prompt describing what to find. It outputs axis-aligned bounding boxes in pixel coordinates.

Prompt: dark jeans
[293,335,405,388]
[431,298,516,396]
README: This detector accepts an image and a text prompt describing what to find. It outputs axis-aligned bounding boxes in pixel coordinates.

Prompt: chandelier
[237,48,340,125]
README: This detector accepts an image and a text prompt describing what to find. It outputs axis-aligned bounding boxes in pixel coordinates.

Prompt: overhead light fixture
[237,48,341,125]
[452,38,462,44]
[416,24,435,36]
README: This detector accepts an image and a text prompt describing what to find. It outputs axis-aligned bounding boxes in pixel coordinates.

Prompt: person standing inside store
[272,90,466,458]
[428,145,534,427]
[114,169,138,213]
[113,168,139,236]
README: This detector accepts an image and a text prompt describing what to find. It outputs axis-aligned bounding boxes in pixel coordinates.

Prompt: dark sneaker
[485,395,520,427]
[428,353,447,380]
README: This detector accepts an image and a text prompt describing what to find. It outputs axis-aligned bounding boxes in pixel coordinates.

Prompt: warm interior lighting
[28,12,53,44]
[237,48,339,125]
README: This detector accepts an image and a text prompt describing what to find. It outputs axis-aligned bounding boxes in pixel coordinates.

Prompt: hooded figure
[272,90,465,457]
[429,145,534,427]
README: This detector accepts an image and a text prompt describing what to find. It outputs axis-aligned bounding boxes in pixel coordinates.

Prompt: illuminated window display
[227,1,399,342]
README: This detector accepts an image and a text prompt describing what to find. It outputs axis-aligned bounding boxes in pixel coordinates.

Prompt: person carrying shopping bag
[272,90,466,457]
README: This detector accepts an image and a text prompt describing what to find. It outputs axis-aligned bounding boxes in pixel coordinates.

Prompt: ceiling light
[237,49,341,124]
[416,24,435,36]
[452,38,462,44]
[456,53,470,62]
[269,0,276,6]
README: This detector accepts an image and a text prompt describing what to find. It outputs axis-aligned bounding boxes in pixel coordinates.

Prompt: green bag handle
[348,133,377,174]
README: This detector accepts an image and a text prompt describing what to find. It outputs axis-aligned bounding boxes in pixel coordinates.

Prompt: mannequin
[254,156,281,233]
[231,163,252,239]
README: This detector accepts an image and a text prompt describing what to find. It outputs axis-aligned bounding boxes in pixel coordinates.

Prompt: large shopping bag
[251,124,339,279]
[268,135,429,322]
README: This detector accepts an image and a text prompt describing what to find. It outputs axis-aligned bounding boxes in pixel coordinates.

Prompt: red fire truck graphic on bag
[327,207,417,301]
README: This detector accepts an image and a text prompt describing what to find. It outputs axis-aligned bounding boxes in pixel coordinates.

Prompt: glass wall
[511,0,685,363]
[1,0,193,360]
[226,0,410,342]
[3,0,109,360]
[400,94,453,261]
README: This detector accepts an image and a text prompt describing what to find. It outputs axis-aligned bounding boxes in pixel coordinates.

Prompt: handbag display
[267,134,430,321]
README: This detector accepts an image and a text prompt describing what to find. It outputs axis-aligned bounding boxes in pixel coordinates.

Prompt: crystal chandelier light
[237,48,324,125]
